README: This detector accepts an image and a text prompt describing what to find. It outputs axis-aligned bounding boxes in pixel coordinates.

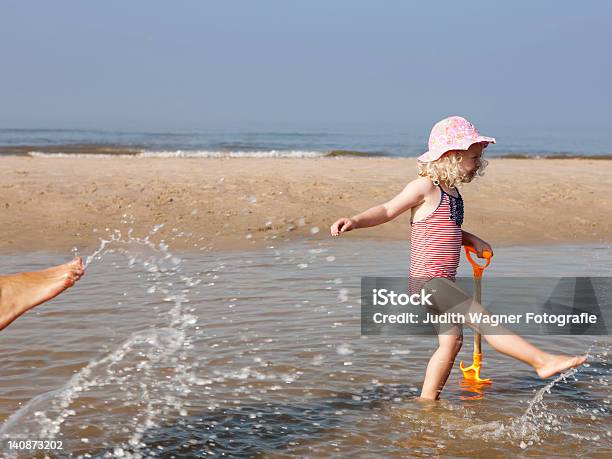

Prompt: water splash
[0,217,202,457]
[463,342,611,448]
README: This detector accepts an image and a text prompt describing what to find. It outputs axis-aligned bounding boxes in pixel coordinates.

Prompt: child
[330,116,586,400]
[0,257,85,331]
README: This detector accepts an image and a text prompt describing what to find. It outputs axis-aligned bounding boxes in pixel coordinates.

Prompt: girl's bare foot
[0,257,85,331]
[535,353,587,379]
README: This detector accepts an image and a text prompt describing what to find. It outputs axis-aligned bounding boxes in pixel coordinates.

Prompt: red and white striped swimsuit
[409,185,463,293]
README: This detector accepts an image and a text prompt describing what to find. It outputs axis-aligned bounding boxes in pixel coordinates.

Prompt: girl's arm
[331,177,432,236]
[462,230,494,257]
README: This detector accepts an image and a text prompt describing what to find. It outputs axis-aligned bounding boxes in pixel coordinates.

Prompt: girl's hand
[330,218,356,236]
[473,238,494,258]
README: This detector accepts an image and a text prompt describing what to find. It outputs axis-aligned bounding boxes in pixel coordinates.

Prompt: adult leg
[0,258,84,331]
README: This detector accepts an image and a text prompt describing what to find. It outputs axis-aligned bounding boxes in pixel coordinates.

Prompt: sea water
[0,226,610,458]
[1,127,612,158]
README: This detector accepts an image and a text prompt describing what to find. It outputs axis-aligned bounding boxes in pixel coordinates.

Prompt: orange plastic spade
[460,246,493,385]
[460,349,491,384]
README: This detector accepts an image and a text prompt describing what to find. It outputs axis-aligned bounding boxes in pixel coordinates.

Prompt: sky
[1,0,611,134]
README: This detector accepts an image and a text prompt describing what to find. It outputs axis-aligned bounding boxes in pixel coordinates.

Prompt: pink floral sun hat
[417,116,496,163]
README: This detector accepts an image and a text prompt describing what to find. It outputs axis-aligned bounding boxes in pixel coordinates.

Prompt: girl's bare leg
[463,298,587,378]
[0,258,85,331]
[482,332,586,378]
[429,278,587,379]
[420,325,463,400]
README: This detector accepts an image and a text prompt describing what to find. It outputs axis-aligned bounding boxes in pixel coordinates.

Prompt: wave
[1,144,611,159]
[325,149,387,157]
[23,150,612,159]
[139,150,329,158]
[25,149,329,158]
[0,145,387,158]
[0,144,142,157]
[499,153,612,160]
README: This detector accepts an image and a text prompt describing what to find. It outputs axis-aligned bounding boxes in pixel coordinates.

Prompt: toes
[63,270,81,286]
[69,263,85,277]
[69,257,84,269]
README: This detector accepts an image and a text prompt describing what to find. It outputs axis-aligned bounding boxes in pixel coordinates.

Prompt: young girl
[330,116,586,400]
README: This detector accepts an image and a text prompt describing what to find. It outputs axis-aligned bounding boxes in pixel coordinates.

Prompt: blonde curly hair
[417,150,488,188]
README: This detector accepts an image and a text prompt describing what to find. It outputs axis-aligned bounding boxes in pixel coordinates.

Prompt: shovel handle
[464,246,493,279]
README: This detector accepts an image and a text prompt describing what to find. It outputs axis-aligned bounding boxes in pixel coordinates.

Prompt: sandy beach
[0,157,610,253]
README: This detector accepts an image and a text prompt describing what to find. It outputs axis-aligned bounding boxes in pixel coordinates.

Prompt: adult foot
[0,257,85,330]
[536,354,587,379]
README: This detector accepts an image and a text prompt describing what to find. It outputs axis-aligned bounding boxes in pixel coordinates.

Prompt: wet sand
[0,157,610,253]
